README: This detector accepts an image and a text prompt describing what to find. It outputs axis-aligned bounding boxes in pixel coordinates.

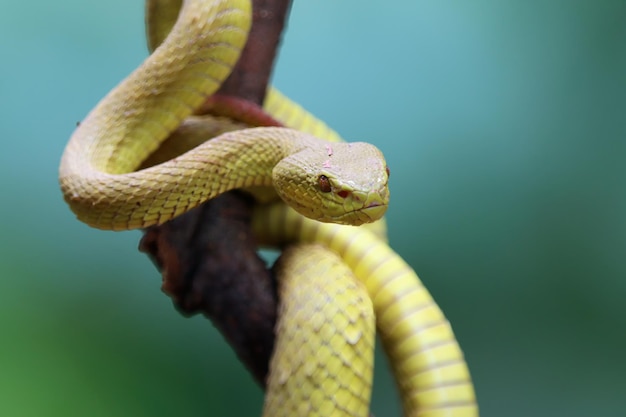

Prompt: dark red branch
[217,0,292,102]
[138,0,293,387]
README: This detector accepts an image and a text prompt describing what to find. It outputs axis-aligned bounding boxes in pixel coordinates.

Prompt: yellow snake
[58,0,479,415]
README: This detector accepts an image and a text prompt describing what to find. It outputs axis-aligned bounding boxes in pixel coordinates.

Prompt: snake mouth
[330,202,387,226]
[339,201,387,225]
[365,200,383,209]
[360,202,387,220]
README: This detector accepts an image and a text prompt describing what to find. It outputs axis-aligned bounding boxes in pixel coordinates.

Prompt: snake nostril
[337,190,349,199]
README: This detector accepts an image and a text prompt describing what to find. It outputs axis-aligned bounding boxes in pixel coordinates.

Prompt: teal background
[1,0,625,416]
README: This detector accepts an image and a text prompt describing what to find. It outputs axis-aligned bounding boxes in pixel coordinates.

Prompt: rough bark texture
[138,0,292,387]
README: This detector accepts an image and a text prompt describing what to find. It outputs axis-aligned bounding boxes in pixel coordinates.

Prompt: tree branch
[138,0,293,387]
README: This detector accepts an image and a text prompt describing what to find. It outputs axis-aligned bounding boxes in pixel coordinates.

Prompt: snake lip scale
[342,202,388,225]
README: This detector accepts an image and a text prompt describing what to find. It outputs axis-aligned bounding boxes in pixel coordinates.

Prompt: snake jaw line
[335,203,389,227]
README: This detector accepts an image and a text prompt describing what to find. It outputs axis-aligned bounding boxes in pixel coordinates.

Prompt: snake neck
[59,127,317,230]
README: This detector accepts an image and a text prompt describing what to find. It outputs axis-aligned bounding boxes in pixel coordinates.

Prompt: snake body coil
[59,0,388,230]
[61,125,388,229]
[254,205,479,416]
[267,244,376,416]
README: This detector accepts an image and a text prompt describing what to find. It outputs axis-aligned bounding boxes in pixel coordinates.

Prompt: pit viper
[58,0,479,415]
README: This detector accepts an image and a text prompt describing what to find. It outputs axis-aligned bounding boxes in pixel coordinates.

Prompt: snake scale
[58,0,479,415]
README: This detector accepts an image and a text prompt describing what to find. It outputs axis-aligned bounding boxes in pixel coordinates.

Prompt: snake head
[273,141,390,226]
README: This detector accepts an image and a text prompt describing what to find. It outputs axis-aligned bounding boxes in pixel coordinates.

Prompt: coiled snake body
[59,0,388,230]
[58,0,478,415]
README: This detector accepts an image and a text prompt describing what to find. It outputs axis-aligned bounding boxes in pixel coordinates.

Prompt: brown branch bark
[138,0,292,387]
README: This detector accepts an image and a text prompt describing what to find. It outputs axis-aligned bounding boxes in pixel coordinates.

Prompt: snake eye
[318,175,332,193]
[385,166,390,178]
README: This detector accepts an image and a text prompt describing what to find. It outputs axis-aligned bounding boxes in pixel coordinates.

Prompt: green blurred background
[1,0,624,416]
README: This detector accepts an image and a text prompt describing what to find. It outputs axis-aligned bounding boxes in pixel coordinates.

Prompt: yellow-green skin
[268,244,375,417]
[59,0,389,230]
[254,204,479,417]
